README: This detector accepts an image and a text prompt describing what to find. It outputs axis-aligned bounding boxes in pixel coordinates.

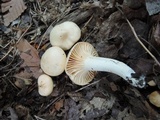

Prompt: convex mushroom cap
[50,21,81,50]
[148,91,160,107]
[40,46,66,76]
[38,74,55,96]
[65,42,146,88]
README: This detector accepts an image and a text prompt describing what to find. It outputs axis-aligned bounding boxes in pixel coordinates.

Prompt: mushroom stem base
[84,56,146,88]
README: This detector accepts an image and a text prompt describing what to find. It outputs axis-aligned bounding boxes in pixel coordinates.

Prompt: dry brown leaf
[14,69,32,88]
[1,0,27,26]
[14,69,32,79]
[144,100,160,119]
[55,99,64,111]
[16,39,42,79]
[15,105,32,120]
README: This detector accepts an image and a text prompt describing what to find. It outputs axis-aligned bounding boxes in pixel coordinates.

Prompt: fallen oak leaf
[16,38,38,55]
[1,0,27,26]
[16,39,42,79]
[20,52,39,67]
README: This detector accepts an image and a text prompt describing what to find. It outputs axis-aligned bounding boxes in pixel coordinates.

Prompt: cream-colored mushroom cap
[38,74,55,96]
[50,21,81,50]
[148,91,160,107]
[65,42,98,85]
[40,46,66,76]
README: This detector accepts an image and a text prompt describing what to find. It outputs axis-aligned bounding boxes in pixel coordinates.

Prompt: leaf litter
[1,0,160,119]
[15,39,42,79]
[1,0,27,26]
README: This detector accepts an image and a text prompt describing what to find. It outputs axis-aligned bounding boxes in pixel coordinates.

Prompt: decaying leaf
[15,105,32,120]
[67,92,83,102]
[148,22,160,56]
[1,0,27,26]
[65,88,116,120]
[13,69,33,88]
[119,19,148,59]
[15,39,42,79]
[80,96,115,119]
[116,107,137,120]
[0,107,18,120]
[134,58,154,75]
[55,99,64,111]
[145,0,160,15]
[153,23,160,45]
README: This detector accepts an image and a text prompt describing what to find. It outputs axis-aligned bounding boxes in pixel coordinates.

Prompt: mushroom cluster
[38,20,146,96]
[38,21,81,96]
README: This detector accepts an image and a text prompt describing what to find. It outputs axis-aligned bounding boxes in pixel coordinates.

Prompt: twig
[126,20,160,66]
[37,24,53,50]
[139,36,160,57]
[44,93,65,111]
[0,40,13,49]
[0,24,31,62]
[0,47,14,62]
[16,24,32,43]
[0,54,15,70]
[75,79,102,92]
[0,60,23,78]
[116,4,160,67]
[34,115,46,120]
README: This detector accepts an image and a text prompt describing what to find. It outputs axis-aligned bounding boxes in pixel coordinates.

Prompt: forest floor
[0,0,160,120]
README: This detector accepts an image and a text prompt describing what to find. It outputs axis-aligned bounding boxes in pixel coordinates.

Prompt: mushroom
[40,46,66,76]
[65,42,146,88]
[38,74,55,96]
[147,80,156,86]
[50,21,81,50]
[148,91,160,107]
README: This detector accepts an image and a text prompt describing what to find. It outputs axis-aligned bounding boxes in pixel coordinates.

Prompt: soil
[0,0,160,120]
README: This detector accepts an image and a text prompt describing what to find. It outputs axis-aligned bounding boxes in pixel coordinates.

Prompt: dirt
[0,0,160,120]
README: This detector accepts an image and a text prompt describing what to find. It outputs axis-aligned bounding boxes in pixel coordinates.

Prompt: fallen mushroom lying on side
[50,21,81,50]
[148,91,160,107]
[38,74,55,96]
[65,42,146,88]
[40,46,66,76]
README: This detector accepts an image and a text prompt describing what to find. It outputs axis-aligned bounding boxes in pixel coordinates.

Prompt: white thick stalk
[84,56,146,88]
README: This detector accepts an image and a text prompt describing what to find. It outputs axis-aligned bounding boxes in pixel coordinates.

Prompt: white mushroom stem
[84,56,146,88]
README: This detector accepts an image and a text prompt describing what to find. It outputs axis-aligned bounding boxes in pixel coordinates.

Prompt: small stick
[139,36,160,57]
[44,93,65,111]
[75,79,102,92]
[116,5,160,67]
[34,115,46,120]
[16,24,32,43]
[126,19,160,66]
[0,47,14,62]
[0,24,31,62]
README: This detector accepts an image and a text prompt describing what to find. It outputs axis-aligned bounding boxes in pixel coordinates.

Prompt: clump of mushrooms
[38,74,55,96]
[50,21,81,50]
[65,42,146,88]
[148,91,160,107]
[40,46,66,76]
